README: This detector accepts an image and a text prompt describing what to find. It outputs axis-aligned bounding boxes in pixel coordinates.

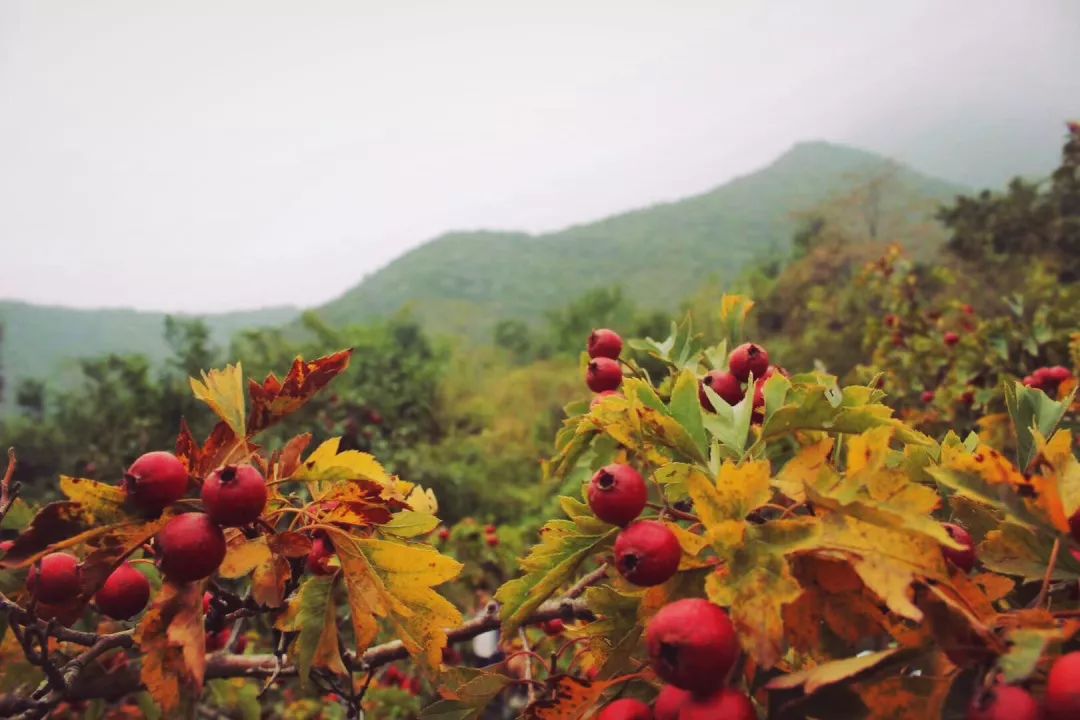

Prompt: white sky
[1,0,1077,313]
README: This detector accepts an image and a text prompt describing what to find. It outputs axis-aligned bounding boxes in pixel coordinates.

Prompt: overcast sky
[1,1,1077,314]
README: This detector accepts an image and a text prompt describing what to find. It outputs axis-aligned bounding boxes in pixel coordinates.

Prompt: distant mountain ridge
[312,141,964,337]
[0,140,965,409]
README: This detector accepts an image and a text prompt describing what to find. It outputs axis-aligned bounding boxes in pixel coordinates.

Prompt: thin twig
[0,448,21,525]
[1037,537,1062,609]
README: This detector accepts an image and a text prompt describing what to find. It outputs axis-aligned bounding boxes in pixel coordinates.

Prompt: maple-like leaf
[522,674,629,720]
[135,580,206,713]
[219,534,305,608]
[292,437,389,498]
[978,522,1080,581]
[190,363,247,440]
[325,529,463,671]
[247,350,352,434]
[495,501,617,636]
[275,575,347,687]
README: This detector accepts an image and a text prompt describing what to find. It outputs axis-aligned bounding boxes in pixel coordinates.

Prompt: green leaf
[701,386,754,456]
[999,628,1061,683]
[1004,380,1075,470]
[978,522,1080,581]
[381,511,440,538]
[275,575,345,688]
[669,369,708,459]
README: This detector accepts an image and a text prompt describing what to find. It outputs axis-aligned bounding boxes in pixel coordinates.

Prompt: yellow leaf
[381,511,440,538]
[293,438,388,496]
[59,476,127,524]
[1040,430,1080,516]
[190,363,247,439]
[405,484,439,515]
[774,438,834,503]
[327,530,463,671]
[684,460,771,524]
[135,580,206,713]
[767,648,903,693]
[219,535,292,607]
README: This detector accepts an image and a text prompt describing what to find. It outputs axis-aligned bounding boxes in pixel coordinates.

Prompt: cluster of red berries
[26,450,270,619]
[967,652,1080,720]
[1022,366,1073,395]
[587,464,680,588]
[484,523,499,548]
[381,664,421,695]
[698,342,781,417]
[598,598,751,719]
[586,329,625,394]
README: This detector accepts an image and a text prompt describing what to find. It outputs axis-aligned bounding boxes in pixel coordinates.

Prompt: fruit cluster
[1022,365,1074,396]
[26,450,270,620]
[698,342,783,417]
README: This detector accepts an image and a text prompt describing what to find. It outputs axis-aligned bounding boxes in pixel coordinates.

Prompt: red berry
[201,464,267,527]
[942,523,976,572]
[486,535,499,547]
[614,521,681,587]
[588,329,624,360]
[123,451,189,514]
[680,689,756,720]
[891,332,905,348]
[587,358,623,393]
[540,619,565,636]
[646,598,738,694]
[95,562,150,620]
[653,684,691,720]
[207,627,232,652]
[1047,652,1080,720]
[885,314,899,328]
[597,698,651,720]
[921,390,936,404]
[438,528,451,541]
[1023,374,1041,389]
[591,390,621,409]
[728,343,769,383]
[156,513,226,583]
[698,370,743,411]
[203,591,213,614]
[0,540,13,553]
[961,390,975,406]
[1045,366,1073,383]
[944,331,960,347]
[588,464,648,526]
[306,536,335,576]
[962,304,974,315]
[28,552,80,604]
[968,685,1040,720]
[485,524,497,535]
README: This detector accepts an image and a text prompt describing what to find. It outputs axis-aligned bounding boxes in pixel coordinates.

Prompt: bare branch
[0,448,20,525]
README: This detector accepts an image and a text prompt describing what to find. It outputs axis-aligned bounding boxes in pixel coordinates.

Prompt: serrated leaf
[327,530,463,671]
[381,511,440,538]
[522,674,625,719]
[684,460,771,525]
[293,437,389,493]
[135,580,206,713]
[190,363,247,439]
[700,384,754,456]
[58,476,127,524]
[275,575,346,687]
[773,438,834,503]
[219,535,293,607]
[978,522,1080,581]
[495,519,617,636]
[668,369,707,459]
[247,350,352,434]
[1004,380,1075,470]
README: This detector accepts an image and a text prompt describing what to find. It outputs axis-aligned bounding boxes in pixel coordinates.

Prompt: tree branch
[0,448,20,525]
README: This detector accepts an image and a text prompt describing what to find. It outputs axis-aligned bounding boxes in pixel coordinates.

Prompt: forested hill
[312,141,964,337]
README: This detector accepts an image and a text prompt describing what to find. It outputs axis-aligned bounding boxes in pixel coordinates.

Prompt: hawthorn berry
[486,534,499,548]
[438,528,451,542]
[540,619,565,636]
[698,370,743,411]
[0,540,13,553]
[614,520,681,587]
[28,552,80,604]
[944,331,960,347]
[306,535,335,576]
[156,513,226,583]
[588,464,648,527]
[201,464,267,527]
[123,451,189,514]
[587,357,623,393]
[597,698,651,720]
[680,689,756,720]
[942,523,976,572]
[967,685,1040,720]
[591,390,621,409]
[962,304,974,315]
[95,562,150,620]
[921,390,936,404]
[729,343,769,383]
[652,684,691,720]
[207,628,232,652]
[485,524,497,535]
[1046,651,1080,720]
[646,598,738,694]
[884,314,899,328]
[588,329,624,360]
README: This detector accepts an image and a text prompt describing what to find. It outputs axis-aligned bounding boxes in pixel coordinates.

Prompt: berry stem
[1036,537,1061,609]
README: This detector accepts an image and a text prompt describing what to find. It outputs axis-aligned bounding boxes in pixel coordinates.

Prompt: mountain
[0,302,299,410]
[312,141,964,338]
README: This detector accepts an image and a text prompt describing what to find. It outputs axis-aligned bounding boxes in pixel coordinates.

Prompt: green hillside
[0,302,299,410]
[313,141,964,337]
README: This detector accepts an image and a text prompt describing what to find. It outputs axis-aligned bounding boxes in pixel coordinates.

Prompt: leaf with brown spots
[59,476,127,524]
[135,580,206,714]
[522,674,630,719]
[247,350,352,434]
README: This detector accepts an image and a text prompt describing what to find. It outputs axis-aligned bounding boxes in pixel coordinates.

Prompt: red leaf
[247,350,352,434]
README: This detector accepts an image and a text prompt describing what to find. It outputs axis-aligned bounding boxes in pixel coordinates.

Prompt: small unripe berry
[646,598,738,694]
[728,343,769,383]
[540,619,565,636]
[591,390,621,409]
[95,562,150,620]
[921,390,936,404]
[1047,651,1080,720]
[156,513,226,583]
[588,464,648,526]
[680,689,756,720]
[28,552,80,604]
[587,358,623,393]
[652,684,691,720]
[588,329,624,359]
[124,451,189,514]
[698,370,743,411]
[201,464,267,527]
[944,331,960,347]
[614,521,681,587]
[306,536,335,576]
[942,523,976,572]
[968,685,1040,720]
[597,698,651,720]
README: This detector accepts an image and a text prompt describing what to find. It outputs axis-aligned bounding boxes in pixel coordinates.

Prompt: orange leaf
[135,580,206,713]
[247,350,352,434]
